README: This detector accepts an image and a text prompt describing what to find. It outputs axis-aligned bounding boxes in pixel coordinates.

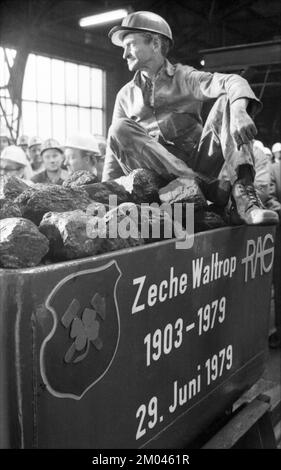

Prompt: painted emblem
[40,260,121,399]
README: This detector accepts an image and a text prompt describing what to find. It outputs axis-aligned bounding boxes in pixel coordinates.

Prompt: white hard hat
[64,133,100,154]
[41,138,63,156]
[263,147,272,156]
[28,136,42,148]
[272,142,281,153]
[253,140,264,150]
[1,145,29,166]
[17,135,29,146]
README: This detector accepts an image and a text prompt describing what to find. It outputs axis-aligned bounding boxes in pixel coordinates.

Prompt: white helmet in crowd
[253,140,264,150]
[263,147,272,157]
[272,142,281,154]
[41,138,63,156]
[28,136,43,148]
[64,133,100,154]
[1,145,33,179]
[1,145,28,166]
[17,135,29,146]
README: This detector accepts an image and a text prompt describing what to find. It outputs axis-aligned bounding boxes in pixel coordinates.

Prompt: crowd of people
[0,127,106,184]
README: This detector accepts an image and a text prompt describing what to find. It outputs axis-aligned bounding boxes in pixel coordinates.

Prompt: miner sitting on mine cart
[102,11,278,226]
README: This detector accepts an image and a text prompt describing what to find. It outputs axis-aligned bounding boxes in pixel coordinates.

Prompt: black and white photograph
[0,0,280,455]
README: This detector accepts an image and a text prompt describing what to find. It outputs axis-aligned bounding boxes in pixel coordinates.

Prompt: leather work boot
[231,180,279,225]
[196,177,231,207]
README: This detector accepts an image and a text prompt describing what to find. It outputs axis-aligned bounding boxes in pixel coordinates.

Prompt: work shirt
[111,59,261,156]
[31,169,68,185]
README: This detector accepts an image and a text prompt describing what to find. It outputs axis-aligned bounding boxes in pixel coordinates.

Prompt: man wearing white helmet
[104,11,278,225]
[272,142,281,163]
[31,138,68,185]
[263,147,274,164]
[64,133,101,177]
[0,145,33,180]
[17,134,30,158]
[28,136,43,173]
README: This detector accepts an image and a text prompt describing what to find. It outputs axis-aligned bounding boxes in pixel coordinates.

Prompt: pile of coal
[15,185,93,225]
[115,168,169,204]
[0,169,231,269]
[40,208,144,261]
[63,170,99,188]
[0,217,49,268]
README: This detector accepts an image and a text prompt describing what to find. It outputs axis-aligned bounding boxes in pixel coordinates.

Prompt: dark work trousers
[106,95,255,184]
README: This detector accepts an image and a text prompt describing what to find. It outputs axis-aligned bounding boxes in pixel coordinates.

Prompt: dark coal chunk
[102,204,144,243]
[63,170,99,188]
[81,181,130,206]
[15,185,93,225]
[159,177,207,211]
[113,202,175,243]
[0,175,31,200]
[0,199,22,219]
[207,203,232,225]
[115,168,169,204]
[0,217,49,268]
[194,211,227,233]
[40,207,144,261]
[39,210,103,260]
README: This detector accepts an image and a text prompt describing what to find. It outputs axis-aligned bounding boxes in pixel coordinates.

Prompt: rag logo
[241,234,274,282]
[40,260,121,399]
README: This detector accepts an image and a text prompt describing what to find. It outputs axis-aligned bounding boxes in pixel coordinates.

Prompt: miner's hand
[230,99,257,149]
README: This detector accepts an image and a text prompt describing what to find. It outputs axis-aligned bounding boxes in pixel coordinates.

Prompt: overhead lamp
[79,8,129,28]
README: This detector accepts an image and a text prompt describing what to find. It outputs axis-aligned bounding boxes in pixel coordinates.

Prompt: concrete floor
[233,294,281,448]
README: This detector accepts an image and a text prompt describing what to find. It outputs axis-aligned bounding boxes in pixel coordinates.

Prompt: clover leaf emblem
[63,293,105,364]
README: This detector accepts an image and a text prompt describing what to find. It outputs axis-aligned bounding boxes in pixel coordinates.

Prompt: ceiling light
[79,9,128,27]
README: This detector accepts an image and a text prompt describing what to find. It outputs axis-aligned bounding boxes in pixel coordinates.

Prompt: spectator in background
[263,146,274,164]
[28,136,43,173]
[17,134,29,158]
[0,145,33,180]
[266,146,281,348]
[272,142,281,164]
[31,138,68,185]
[64,133,101,176]
[0,125,10,153]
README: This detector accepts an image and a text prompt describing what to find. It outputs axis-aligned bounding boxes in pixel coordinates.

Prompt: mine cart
[0,225,276,448]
